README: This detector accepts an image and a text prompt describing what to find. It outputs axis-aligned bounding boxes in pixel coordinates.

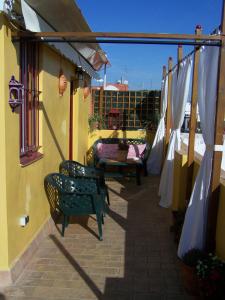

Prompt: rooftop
[1,177,191,299]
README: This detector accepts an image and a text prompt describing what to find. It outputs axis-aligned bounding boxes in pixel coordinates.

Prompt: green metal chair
[59,160,110,205]
[44,173,105,240]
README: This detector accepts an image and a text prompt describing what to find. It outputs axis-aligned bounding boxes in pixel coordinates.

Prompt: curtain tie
[172,128,180,133]
[206,144,224,152]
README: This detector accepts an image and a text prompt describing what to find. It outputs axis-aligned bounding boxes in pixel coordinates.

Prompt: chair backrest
[44,173,100,215]
[59,160,97,178]
[45,173,98,194]
[60,160,85,176]
[44,173,60,212]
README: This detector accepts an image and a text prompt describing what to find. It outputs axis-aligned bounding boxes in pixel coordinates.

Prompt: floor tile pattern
[0,176,193,300]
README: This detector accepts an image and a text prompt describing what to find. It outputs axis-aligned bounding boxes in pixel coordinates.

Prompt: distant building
[182,102,200,132]
[92,82,129,91]
[105,83,129,91]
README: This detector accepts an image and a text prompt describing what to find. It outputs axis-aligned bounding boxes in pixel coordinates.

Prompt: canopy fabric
[178,46,220,258]
[1,0,109,79]
[159,57,193,208]
[24,0,108,71]
[147,75,168,175]
[0,0,4,10]
[20,0,99,79]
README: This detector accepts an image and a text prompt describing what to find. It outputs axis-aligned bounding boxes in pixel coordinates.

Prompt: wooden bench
[92,138,151,185]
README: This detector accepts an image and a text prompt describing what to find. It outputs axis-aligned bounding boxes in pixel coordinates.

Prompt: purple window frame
[20,40,40,162]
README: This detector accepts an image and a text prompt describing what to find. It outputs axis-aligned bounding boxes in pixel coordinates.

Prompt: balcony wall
[173,150,225,260]
[172,150,188,212]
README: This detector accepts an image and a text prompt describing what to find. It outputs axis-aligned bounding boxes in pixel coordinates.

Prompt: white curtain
[159,57,193,208]
[178,46,220,258]
[147,76,168,174]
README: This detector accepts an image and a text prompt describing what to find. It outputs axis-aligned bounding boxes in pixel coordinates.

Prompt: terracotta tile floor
[0,176,193,300]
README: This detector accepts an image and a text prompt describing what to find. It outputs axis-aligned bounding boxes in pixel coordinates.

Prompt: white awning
[0,0,4,10]
[1,0,109,79]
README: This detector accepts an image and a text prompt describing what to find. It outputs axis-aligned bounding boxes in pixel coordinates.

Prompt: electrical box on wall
[19,215,29,227]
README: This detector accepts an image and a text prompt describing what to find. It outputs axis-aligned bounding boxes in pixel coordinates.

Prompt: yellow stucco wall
[0,14,9,269]
[173,150,225,259]
[192,158,200,188]
[216,180,225,260]
[172,151,188,211]
[0,15,90,269]
[88,129,148,147]
[172,153,201,212]
[73,83,91,165]
[172,152,201,212]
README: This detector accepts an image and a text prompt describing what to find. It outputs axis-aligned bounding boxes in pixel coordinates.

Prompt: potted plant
[180,248,206,296]
[170,211,185,244]
[196,253,225,299]
[143,113,160,132]
[88,114,104,131]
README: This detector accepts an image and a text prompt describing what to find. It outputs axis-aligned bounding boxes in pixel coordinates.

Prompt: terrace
[0,1,225,299]
[1,176,192,300]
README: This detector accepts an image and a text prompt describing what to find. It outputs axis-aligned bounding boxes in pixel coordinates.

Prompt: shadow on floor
[48,177,186,299]
[0,177,188,300]
[50,235,103,299]
[103,177,179,299]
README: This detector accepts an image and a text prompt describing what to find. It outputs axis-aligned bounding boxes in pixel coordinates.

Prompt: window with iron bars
[20,41,41,164]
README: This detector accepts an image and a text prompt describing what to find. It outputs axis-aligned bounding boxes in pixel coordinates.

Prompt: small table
[98,158,143,185]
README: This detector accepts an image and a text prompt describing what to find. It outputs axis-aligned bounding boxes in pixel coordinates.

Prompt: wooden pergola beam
[161,65,167,118]
[161,65,167,166]
[206,0,225,252]
[165,57,173,150]
[178,45,183,64]
[99,87,104,128]
[177,45,183,77]
[11,31,222,41]
[186,26,202,203]
[162,66,167,81]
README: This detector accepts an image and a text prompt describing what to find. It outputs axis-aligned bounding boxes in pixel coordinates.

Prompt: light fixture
[59,69,67,96]
[9,75,24,112]
[83,79,91,100]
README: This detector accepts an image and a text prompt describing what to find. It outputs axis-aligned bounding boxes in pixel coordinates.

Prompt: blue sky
[76,0,223,90]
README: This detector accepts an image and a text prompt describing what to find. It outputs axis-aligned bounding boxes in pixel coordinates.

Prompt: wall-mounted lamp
[9,75,24,112]
[59,70,67,96]
[83,79,91,100]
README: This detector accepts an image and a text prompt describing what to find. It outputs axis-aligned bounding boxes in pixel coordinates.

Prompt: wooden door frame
[69,80,74,160]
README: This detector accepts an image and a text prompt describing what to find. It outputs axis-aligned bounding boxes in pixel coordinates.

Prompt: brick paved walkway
[1,176,193,300]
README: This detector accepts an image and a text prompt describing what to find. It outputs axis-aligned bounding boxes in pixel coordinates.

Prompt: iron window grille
[20,40,40,157]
